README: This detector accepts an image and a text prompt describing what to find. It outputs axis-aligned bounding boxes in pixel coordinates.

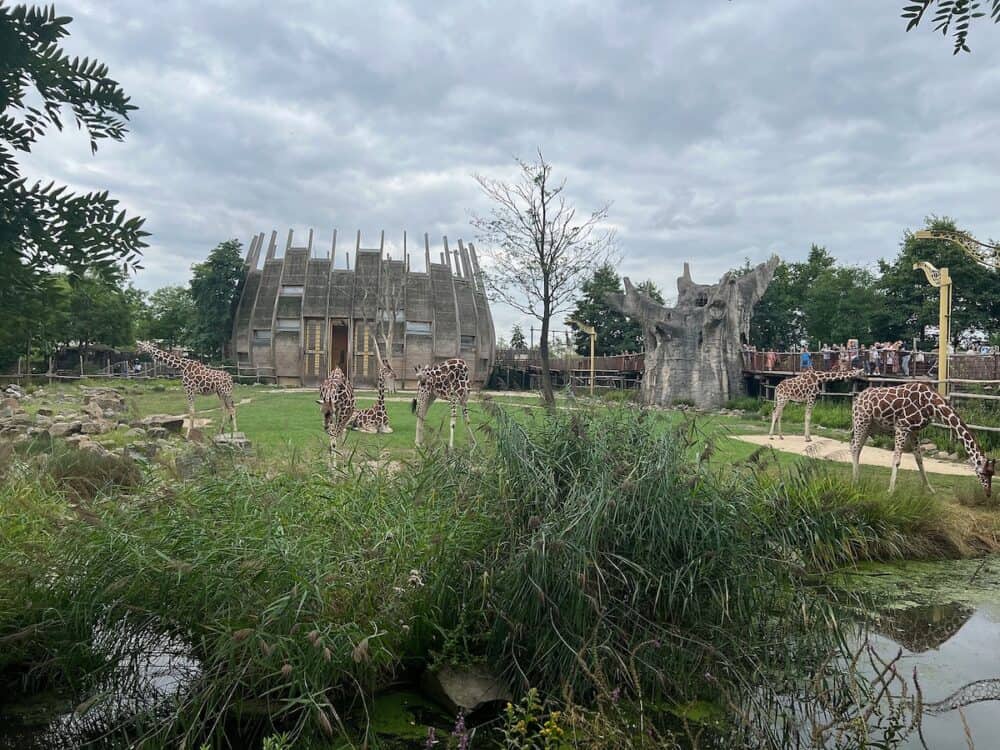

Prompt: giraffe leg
[889,426,909,494]
[449,401,457,450]
[460,401,477,447]
[911,438,935,494]
[216,393,227,434]
[186,393,196,439]
[850,421,869,484]
[768,398,781,440]
[804,398,815,442]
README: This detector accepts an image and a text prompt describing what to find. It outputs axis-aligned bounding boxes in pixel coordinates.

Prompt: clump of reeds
[0,402,953,746]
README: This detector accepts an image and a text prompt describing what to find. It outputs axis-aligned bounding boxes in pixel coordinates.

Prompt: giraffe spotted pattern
[317,367,355,464]
[770,368,864,442]
[136,341,237,437]
[411,358,475,448]
[851,382,995,494]
[348,360,396,433]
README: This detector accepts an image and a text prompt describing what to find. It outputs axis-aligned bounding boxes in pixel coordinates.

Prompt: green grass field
[88,381,986,501]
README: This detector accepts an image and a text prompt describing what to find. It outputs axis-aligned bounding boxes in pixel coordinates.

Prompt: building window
[379,309,405,322]
[406,321,432,336]
[276,318,301,332]
[253,329,272,343]
[461,335,476,351]
[280,285,304,296]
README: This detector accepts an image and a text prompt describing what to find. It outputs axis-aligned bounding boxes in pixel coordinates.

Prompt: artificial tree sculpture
[606,256,779,408]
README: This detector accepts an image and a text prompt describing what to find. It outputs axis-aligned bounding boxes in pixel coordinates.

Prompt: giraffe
[411,358,476,449]
[316,366,355,463]
[769,367,864,442]
[135,341,237,437]
[851,382,995,495]
[348,359,396,433]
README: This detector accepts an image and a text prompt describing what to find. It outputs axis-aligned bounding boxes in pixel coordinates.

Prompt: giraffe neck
[143,344,187,369]
[933,401,987,467]
[375,367,386,406]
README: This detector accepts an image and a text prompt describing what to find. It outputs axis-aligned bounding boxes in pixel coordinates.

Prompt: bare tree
[473,152,615,406]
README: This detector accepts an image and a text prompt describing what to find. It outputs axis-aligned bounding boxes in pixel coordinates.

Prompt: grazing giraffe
[851,382,995,495]
[411,358,476,449]
[769,368,864,442]
[316,367,355,464]
[135,341,237,437]
[348,359,397,433]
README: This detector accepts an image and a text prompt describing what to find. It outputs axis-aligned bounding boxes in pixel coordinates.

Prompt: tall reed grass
[0,404,949,746]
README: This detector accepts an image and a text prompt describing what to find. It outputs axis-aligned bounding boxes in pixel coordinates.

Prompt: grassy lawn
[18,378,990,502]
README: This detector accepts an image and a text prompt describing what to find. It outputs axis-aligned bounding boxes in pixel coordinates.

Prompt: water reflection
[871,600,1000,749]
[876,602,974,653]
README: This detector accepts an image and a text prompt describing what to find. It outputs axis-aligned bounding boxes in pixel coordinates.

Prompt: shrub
[44,446,144,501]
[724,396,763,412]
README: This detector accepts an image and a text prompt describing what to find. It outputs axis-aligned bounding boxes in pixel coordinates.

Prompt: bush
[600,388,640,404]
[724,396,763,412]
[44,446,144,501]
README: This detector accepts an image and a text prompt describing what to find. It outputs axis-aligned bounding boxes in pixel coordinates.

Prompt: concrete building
[231,229,496,387]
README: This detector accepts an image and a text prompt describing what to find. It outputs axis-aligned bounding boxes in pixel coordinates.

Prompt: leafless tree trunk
[473,151,615,407]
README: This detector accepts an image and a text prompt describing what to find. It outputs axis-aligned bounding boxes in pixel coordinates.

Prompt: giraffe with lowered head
[136,341,237,437]
[317,366,355,464]
[411,358,476,449]
[851,382,994,495]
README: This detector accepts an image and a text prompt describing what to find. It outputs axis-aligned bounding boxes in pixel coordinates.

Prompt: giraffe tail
[410,398,417,414]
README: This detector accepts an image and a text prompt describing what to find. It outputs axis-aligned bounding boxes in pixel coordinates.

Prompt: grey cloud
[26,0,1000,338]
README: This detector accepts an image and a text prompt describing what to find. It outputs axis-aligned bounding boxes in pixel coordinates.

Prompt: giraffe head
[135,340,154,355]
[974,456,995,497]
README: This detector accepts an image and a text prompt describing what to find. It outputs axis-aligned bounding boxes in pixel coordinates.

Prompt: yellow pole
[565,318,597,396]
[912,261,951,397]
[939,268,951,396]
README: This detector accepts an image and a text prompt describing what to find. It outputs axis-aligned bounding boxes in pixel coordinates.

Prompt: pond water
[4,559,999,748]
[845,558,1000,749]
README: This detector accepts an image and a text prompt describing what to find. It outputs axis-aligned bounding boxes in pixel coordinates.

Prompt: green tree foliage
[143,286,196,349]
[0,4,147,301]
[877,217,1000,345]
[509,324,527,349]
[569,264,664,355]
[902,0,1000,54]
[64,274,140,355]
[801,266,879,346]
[748,246,839,349]
[189,239,245,359]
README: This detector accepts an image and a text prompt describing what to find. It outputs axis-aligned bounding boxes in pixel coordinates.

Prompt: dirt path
[733,434,973,477]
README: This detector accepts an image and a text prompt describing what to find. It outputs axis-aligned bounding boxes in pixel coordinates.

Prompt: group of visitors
[742,341,932,377]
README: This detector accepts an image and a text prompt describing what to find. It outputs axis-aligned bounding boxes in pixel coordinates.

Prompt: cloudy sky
[20,1,1000,337]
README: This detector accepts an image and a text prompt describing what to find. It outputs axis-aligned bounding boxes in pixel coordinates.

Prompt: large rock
[4,384,25,399]
[0,398,24,419]
[81,419,114,435]
[49,421,83,438]
[82,388,125,412]
[606,257,780,409]
[139,414,186,434]
[36,408,54,417]
[81,402,104,419]
[420,665,512,713]
[213,432,252,453]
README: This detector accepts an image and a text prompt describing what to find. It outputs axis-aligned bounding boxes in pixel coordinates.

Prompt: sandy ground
[734,434,973,477]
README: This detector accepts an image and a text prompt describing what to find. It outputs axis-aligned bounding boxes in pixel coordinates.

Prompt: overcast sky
[19,1,1000,338]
